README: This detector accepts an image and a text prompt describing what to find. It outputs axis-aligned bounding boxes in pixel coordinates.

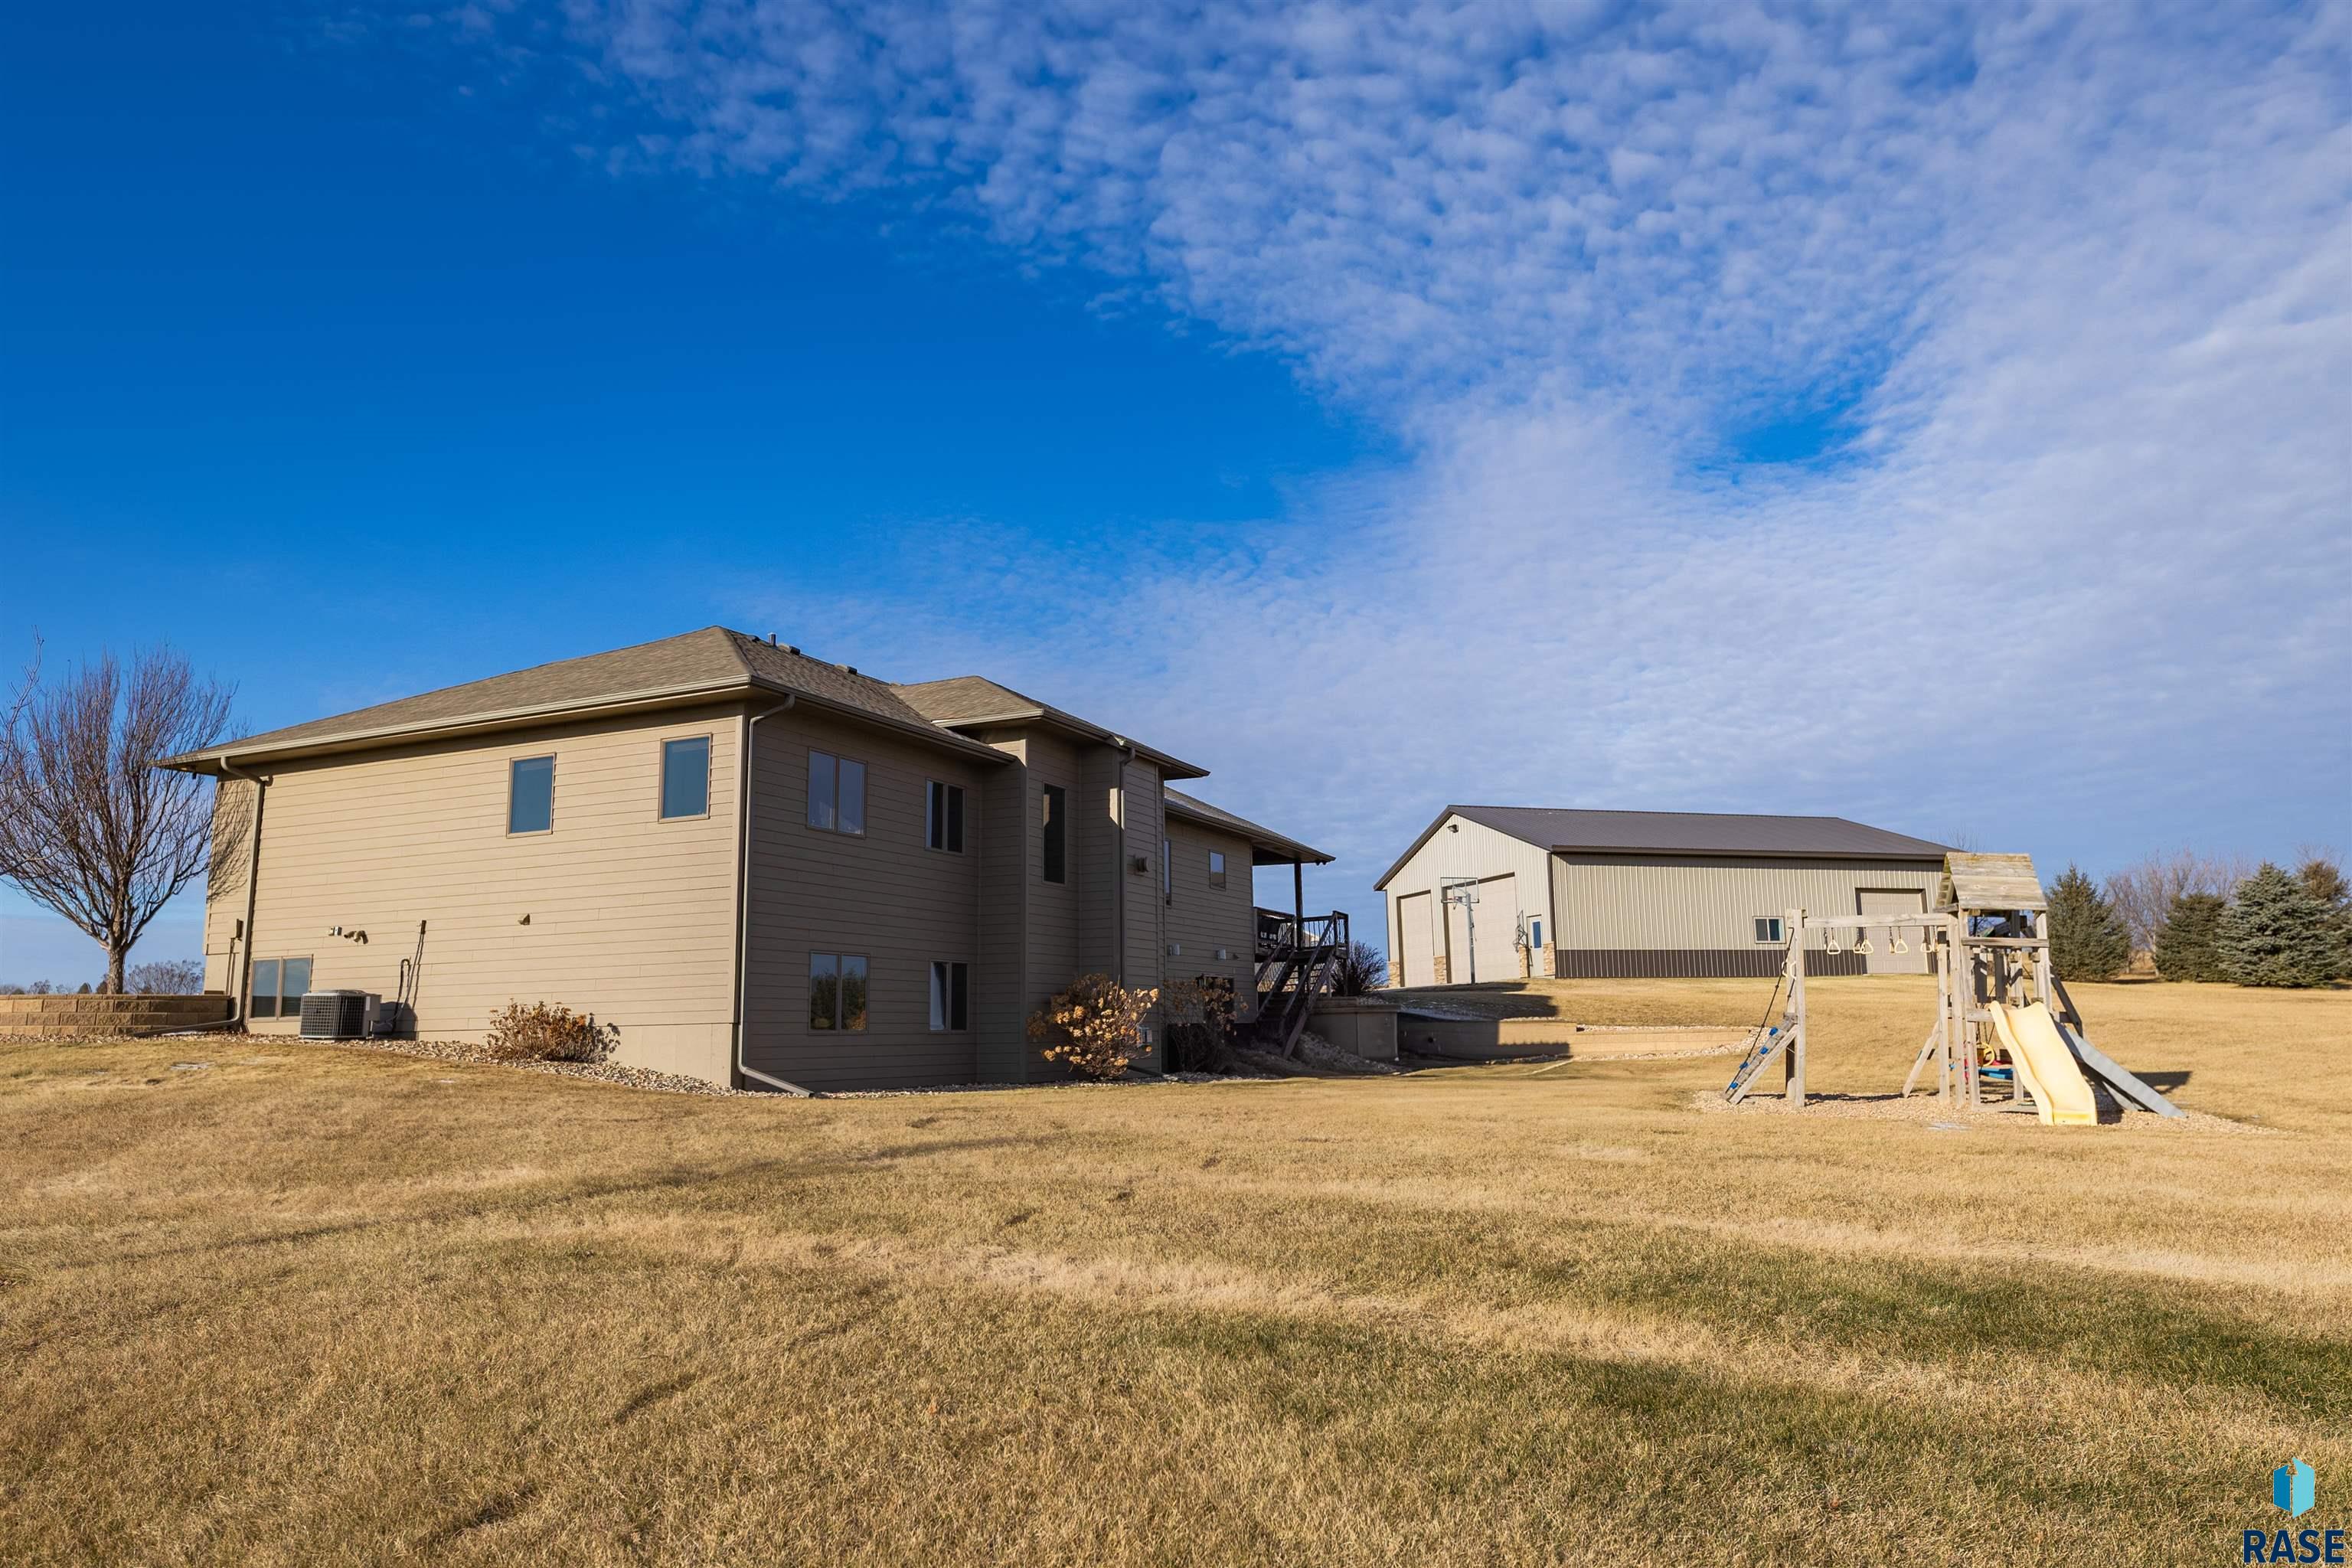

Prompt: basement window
[929,961,969,1031]
[508,755,554,835]
[247,956,312,1019]
[660,736,710,819]
[1754,917,1785,943]
[808,952,868,1031]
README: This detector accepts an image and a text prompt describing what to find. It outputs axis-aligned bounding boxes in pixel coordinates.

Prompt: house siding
[740,706,990,1092]
[200,703,746,1081]
[1162,818,1256,1019]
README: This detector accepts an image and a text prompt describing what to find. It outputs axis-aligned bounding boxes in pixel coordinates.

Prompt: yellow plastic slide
[1988,1002,2099,1125]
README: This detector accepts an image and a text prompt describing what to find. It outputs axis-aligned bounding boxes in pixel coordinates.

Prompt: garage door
[1397,892,1436,988]
[1858,889,1929,975]
[1472,874,1520,983]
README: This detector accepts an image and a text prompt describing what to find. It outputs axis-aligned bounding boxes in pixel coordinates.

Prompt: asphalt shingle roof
[165,628,995,769]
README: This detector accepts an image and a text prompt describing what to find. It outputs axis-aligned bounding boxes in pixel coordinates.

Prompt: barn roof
[1376,806,1950,889]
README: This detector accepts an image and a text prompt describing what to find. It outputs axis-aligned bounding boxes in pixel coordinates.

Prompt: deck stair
[1251,910,1348,1056]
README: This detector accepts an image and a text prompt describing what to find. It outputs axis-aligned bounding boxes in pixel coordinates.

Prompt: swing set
[1722,853,2182,1122]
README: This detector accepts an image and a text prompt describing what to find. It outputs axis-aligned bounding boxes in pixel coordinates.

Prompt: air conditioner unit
[299,989,377,1040]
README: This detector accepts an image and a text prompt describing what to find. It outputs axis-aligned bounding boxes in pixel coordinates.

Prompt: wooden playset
[1723,852,2182,1122]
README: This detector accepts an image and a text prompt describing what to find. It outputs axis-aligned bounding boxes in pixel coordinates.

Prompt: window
[929,961,969,1031]
[508,755,554,835]
[1754,917,1785,943]
[1208,850,1227,889]
[1530,917,1544,949]
[247,956,312,1018]
[807,751,866,835]
[808,952,868,1031]
[1162,838,1171,903]
[660,736,710,819]
[1040,784,1065,883]
[926,781,965,852]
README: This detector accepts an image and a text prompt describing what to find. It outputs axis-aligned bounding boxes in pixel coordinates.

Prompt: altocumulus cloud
[464,0,2348,906]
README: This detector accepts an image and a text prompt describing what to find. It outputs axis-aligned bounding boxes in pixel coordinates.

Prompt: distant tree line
[2048,850,2350,988]
[0,959,205,997]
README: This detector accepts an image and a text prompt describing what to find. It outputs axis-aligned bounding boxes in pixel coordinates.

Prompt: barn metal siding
[1549,854,1945,957]
[1553,948,1870,978]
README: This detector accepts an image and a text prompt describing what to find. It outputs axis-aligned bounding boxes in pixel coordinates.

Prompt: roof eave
[1162,794,1331,865]
[157,673,1011,776]
[1547,844,1949,860]
[939,708,1210,780]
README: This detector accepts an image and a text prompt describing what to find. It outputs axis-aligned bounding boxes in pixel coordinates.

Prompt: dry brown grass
[4,977,2347,1566]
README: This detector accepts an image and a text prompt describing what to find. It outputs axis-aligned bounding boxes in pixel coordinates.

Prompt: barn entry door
[1857,889,1929,975]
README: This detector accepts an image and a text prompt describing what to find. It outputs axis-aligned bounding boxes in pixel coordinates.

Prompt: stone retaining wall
[0,994,236,1041]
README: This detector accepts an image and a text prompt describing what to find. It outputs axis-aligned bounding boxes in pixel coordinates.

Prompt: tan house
[1377,807,1950,985]
[162,628,1331,1092]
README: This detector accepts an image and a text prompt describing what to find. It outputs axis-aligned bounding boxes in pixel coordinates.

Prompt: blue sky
[3,1,2347,982]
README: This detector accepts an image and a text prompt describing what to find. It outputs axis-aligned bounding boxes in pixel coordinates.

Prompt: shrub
[1026,974,1158,1080]
[2151,893,2228,982]
[2220,864,2341,988]
[483,1000,616,1063]
[2047,864,2131,982]
[1328,940,1388,996]
[1163,975,1239,1073]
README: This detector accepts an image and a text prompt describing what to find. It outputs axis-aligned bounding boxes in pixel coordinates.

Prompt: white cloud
[466,0,2349,913]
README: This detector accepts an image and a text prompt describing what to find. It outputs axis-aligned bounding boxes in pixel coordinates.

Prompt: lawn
[4,978,2347,1566]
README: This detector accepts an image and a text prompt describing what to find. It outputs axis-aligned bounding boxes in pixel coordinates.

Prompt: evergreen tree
[2047,864,2131,982]
[2220,864,2341,988]
[2294,857,2352,981]
[2151,892,2228,982]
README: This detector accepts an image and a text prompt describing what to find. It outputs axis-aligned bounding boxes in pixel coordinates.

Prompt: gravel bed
[125,1031,757,1096]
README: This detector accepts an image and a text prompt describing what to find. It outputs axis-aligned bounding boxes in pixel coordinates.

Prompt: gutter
[221,760,267,1031]
[1112,740,1133,990]
[733,697,817,1096]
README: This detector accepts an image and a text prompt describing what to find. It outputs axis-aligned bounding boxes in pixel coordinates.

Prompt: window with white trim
[1753,917,1785,943]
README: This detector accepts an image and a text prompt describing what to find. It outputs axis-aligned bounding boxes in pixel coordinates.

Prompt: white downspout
[733,696,816,1095]
[221,760,266,1030]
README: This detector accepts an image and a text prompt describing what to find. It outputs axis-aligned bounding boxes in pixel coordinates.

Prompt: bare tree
[2104,848,2259,954]
[0,647,237,993]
